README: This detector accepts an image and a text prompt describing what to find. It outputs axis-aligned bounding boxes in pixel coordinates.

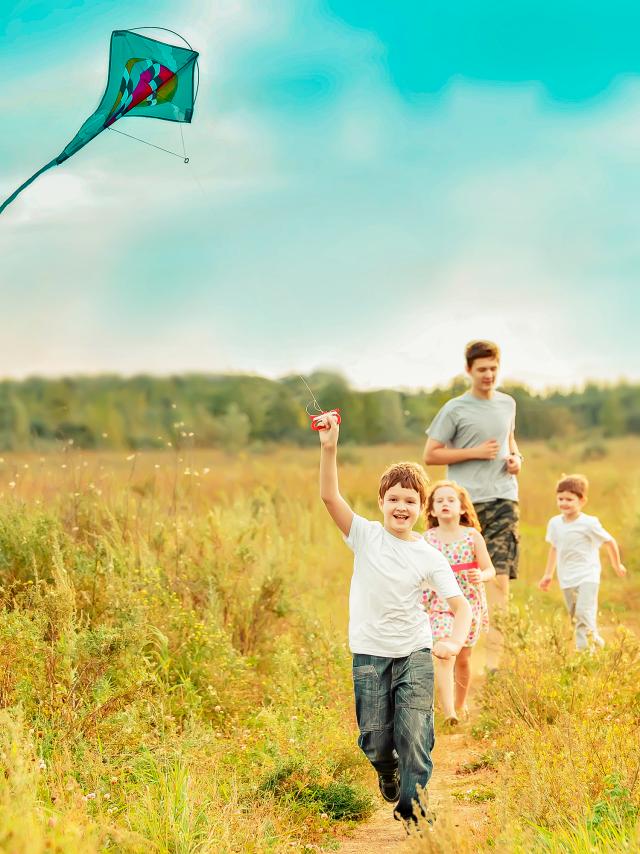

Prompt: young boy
[317,412,472,825]
[539,474,626,650]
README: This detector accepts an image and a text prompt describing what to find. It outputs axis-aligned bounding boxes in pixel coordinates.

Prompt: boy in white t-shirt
[539,474,626,650]
[316,412,472,826]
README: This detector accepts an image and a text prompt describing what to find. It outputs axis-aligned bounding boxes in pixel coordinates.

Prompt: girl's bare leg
[454,646,473,716]
[434,655,457,720]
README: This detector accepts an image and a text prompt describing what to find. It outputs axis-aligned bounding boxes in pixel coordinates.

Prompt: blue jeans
[352,648,435,821]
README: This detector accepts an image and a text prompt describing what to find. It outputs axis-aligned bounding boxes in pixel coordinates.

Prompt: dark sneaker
[377,769,400,803]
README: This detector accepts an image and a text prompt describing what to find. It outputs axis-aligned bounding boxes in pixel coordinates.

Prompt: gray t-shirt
[426,391,518,503]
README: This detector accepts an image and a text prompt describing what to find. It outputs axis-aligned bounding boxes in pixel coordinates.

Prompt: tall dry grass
[0,437,637,851]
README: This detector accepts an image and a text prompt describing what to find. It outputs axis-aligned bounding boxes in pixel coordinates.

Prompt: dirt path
[338,689,493,852]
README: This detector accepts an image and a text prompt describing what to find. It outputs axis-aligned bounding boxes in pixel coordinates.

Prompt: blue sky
[0,0,638,390]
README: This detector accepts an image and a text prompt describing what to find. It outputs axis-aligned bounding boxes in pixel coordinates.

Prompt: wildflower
[110,777,118,784]
[8,482,15,489]
[103,792,111,800]
[83,792,96,801]
[38,758,46,771]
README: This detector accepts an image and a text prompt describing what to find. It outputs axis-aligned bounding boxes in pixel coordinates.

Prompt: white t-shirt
[344,514,462,657]
[546,513,613,588]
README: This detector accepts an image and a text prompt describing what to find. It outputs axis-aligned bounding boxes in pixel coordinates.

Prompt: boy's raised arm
[318,413,354,537]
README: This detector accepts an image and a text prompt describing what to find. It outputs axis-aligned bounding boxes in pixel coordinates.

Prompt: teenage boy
[423,340,522,670]
[317,411,471,825]
[538,474,626,650]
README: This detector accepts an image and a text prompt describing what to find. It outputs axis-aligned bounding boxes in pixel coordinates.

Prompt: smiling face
[378,483,422,540]
[466,356,499,397]
[556,489,586,520]
[429,485,462,524]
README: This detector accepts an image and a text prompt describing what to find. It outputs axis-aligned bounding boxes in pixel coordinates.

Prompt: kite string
[179,125,189,163]
[299,376,324,415]
[106,126,189,162]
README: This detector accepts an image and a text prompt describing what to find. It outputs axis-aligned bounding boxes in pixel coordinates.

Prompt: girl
[423,480,495,725]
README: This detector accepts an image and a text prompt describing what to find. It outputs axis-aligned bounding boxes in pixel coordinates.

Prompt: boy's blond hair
[556,473,589,499]
[378,462,429,506]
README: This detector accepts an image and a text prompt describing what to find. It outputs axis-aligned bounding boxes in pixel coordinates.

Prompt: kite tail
[0,159,59,216]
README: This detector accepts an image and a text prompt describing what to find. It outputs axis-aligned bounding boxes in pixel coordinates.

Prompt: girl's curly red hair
[425,479,481,531]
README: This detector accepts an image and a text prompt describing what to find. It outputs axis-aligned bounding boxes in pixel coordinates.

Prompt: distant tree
[213,404,251,452]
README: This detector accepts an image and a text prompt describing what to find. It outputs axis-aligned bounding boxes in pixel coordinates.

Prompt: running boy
[423,340,522,670]
[317,412,472,825]
[539,474,626,650]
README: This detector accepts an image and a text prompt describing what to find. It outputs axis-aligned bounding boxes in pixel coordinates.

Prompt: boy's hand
[506,454,522,475]
[538,575,553,591]
[316,413,340,448]
[432,640,460,660]
[614,564,627,578]
[476,439,499,460]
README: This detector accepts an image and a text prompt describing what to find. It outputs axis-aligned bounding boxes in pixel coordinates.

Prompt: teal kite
[0,29,199,216]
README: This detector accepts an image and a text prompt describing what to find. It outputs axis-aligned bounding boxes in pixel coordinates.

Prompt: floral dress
[423,528,489,647]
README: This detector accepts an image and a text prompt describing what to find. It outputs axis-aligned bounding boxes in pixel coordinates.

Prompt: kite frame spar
[0,27,199,216]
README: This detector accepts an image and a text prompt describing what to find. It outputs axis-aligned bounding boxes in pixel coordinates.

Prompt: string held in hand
[299,376,343,431]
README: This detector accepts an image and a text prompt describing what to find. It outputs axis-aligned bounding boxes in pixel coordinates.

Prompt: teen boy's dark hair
[465,340,501,368]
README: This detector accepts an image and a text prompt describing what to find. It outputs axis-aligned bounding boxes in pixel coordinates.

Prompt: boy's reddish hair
[465,339,500,368]
[378,462,429,506]
[556,473,589,499]
[425,479,481,530]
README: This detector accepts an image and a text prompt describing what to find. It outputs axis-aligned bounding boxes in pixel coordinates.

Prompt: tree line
[0,372,637,451]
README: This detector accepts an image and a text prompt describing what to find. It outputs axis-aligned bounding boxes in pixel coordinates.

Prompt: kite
[0,28,199,216]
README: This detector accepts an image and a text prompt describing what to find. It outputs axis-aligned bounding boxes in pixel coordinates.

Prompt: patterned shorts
[474,499,520,579]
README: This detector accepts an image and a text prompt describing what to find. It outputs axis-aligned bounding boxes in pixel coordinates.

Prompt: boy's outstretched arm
[432,596,472,659]
[604,538,627,577]
[318,413,354,537]
[539,546,557,591]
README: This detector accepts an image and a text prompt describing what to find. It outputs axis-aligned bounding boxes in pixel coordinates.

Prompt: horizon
[0,366,637,399]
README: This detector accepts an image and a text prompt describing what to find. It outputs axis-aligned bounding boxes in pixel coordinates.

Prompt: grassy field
[0,437,638,852]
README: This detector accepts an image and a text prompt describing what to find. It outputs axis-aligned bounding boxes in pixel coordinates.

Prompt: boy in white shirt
[317,411,472,826]
[539,474,626,650]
